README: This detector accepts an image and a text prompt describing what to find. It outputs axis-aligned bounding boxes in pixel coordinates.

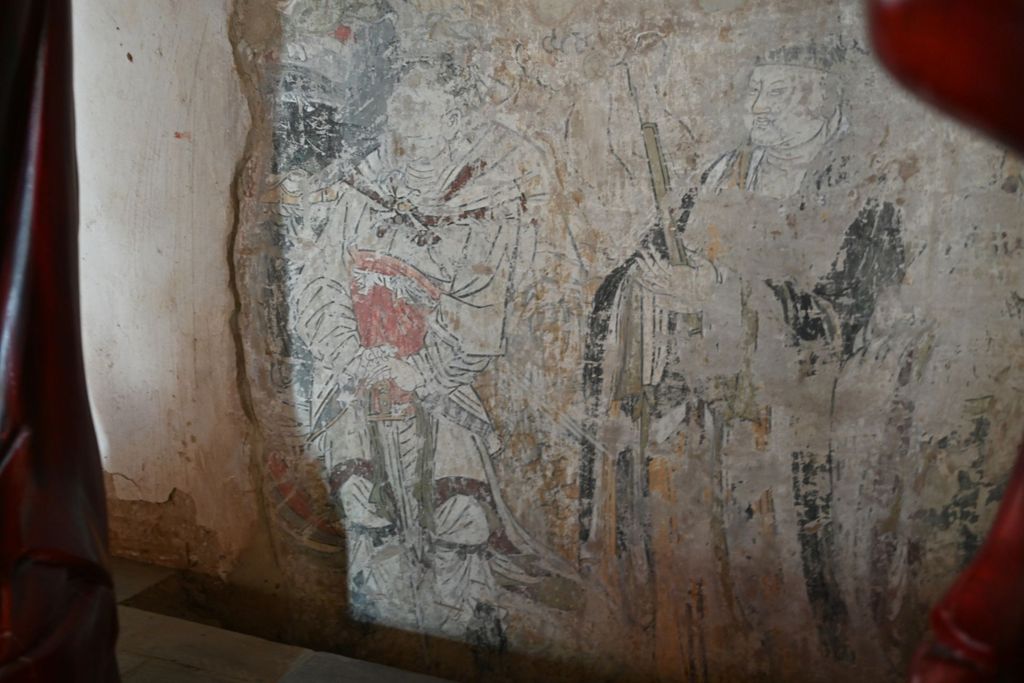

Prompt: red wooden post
[869,0,1024,154]
[0,1,119,680]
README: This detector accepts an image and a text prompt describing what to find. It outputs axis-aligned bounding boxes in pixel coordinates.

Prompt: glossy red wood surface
[869,0,1024,155]
[869,2,1024,681]
[0,1,119,680]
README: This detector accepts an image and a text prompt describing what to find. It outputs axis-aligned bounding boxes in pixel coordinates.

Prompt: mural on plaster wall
[237,1,1024,679]
[579,42,911,664]
[261,0,582,646]
[288,64,584,643]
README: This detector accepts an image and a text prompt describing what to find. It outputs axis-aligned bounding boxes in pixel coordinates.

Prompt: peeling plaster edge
[226,3,261,431]
[225,0,283,576]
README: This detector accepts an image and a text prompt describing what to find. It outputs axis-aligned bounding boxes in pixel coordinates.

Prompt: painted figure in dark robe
[579,46,909,677]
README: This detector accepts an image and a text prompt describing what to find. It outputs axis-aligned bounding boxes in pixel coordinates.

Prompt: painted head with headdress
[745,40,848,152]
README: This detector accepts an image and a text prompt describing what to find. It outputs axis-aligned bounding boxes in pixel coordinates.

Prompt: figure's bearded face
[743,65,834,149]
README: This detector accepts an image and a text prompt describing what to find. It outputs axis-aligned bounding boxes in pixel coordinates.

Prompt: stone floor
[112,557,449,682]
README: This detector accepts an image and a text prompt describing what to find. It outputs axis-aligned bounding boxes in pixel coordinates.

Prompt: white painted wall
[73,0,257,566]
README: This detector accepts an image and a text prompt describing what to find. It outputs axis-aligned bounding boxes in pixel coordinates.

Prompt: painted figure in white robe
[286,61,569,646]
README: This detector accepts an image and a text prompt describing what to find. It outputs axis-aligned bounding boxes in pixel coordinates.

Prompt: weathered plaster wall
[74,0,259,572]
[230,2,1024,681]
[75,0,1024,681]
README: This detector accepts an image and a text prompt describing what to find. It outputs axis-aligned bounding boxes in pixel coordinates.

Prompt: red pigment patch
[350,251,439,358]
[352,283,431,358]
[443,160,487,202]
[173,131,192,141]
[333,24,353,43]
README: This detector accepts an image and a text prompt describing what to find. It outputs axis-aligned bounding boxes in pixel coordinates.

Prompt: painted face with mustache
[744,65,834,150]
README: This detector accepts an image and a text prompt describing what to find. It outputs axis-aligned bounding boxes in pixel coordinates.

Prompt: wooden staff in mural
[577,46,709,617]
[628,67,696,548]
[586,61,695,601]
[1,1,119,680]
[867,2,1024,681]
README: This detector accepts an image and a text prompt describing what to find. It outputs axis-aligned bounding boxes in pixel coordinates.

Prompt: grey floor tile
[110,556,176,602]
[124,659,239,682]
[118,652,149,676]
[118,607,308,683]
[278,651,451,683]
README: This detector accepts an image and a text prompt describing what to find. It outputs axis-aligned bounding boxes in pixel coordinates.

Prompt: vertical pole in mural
[579,49,700,634]
[867,1,1024,680]
[1,0,119,681]
[627,61,682,596]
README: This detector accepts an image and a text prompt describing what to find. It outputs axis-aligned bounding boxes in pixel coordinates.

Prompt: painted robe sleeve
[436,220,518,357]
[412,217,532,409]
[288,190,366,434]
[416,142,542,396]
[769,200,906,358]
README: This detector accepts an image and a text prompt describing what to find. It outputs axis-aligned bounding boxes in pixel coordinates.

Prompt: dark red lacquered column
[869,0,1024,154]
[0,1,119,680]
[868,2,1024,681]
